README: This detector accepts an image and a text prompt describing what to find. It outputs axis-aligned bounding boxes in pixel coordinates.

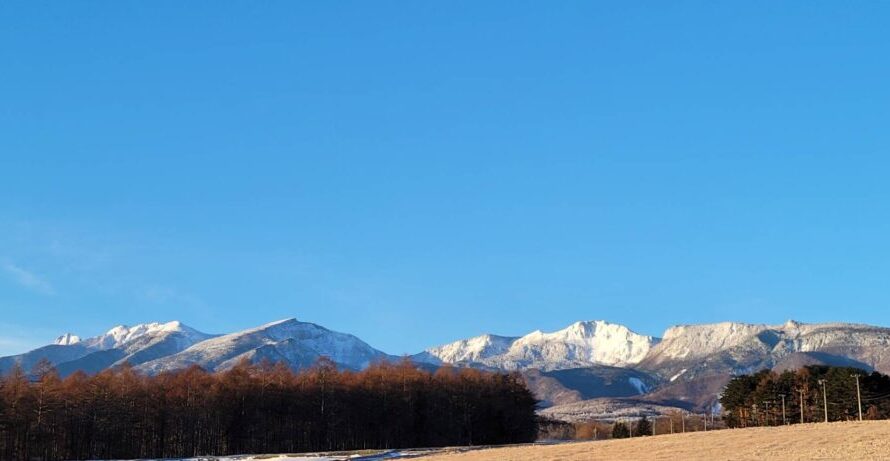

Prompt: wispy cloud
[2,262,55,295]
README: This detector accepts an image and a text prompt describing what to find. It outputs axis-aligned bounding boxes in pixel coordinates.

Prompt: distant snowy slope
[422,318,890,413]
[0,321,215,375]
[422,320,659,371]
[420,334,517,365]
[539,397,685,423]
[0,344,91,375]
[638,320,890,382]
[78,321,209,351]
[54,333,81,345]
[6,314,890,408]
[136,318,395,374]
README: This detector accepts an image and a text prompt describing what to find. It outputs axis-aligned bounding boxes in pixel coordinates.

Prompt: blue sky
[2,2,890,356]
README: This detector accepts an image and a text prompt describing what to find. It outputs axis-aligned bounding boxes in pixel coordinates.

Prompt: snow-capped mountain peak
[54,333,81,346]
[638,320,890,385]
[657,321,771,360]
[423,319,660,371]
[84,320,203,350]
[135,317,393,375]
[423,333,517,364]
[511,320,659,368]
[1,320,215,377]
[9,315,890,416]
[651,319,883,363]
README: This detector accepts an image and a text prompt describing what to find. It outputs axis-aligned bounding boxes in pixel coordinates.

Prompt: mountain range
[4,317,889,422]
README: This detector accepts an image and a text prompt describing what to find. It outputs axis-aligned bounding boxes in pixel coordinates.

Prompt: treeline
[720,366,890,428]
[538,418,653,440]
[0,358,537,461]
[539,412,721,442]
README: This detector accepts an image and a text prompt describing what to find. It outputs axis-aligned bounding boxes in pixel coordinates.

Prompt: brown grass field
[419,421,890,461]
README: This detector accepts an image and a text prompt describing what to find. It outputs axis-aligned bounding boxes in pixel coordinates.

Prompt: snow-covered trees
[0,359,537,460]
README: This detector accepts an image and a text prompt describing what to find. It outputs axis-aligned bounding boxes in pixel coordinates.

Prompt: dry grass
[419,421,890,461]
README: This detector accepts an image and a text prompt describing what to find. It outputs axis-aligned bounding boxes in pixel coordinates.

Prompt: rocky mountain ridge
[420,320,659,371]
[4,317,889,420]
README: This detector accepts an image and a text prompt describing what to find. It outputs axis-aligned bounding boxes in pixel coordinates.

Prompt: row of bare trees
[0,358,537,460]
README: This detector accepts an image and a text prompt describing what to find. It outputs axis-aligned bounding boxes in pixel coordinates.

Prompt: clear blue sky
[2,2,890,356]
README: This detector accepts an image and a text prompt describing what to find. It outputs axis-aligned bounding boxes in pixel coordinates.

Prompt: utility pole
[818,379,828,423]
[852,374,863,422]
[681,413,686,433]
[780,394,787,425]
[800,388,805,424]
[670,417,674,434]
[764,401,772,426]
[703,413,708,431]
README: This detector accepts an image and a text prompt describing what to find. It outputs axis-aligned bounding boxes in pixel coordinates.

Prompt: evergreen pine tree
[635,416,652,436]
[611,421,630,439]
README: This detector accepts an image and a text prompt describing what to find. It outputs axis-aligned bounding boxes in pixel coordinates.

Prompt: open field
[420,421,890,461]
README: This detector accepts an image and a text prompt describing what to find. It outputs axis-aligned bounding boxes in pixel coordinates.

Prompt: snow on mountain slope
[0,321,215,375]
[539,397,685,423]
[628,377,648,394]
[136,318,394,374]
[8,315,890,396]
[54,333,81,345]
[422,318,890,413]
[654,321,772,361]
[638,320,890,381]
[0,344,91,374]
[510,321,658,368]
[422,334,517,365]
[80,321,209,352]
[423,320,659,371]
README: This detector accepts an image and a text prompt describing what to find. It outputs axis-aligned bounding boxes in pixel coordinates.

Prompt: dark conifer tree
[634,416,651,436]
[611,422,630,439]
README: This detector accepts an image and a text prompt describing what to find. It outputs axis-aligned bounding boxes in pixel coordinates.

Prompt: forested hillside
[0,359,537,461]
[720,366,890,427]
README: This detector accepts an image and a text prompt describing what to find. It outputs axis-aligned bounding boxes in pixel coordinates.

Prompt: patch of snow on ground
[627,377,648,394]
[669,368,687,382]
